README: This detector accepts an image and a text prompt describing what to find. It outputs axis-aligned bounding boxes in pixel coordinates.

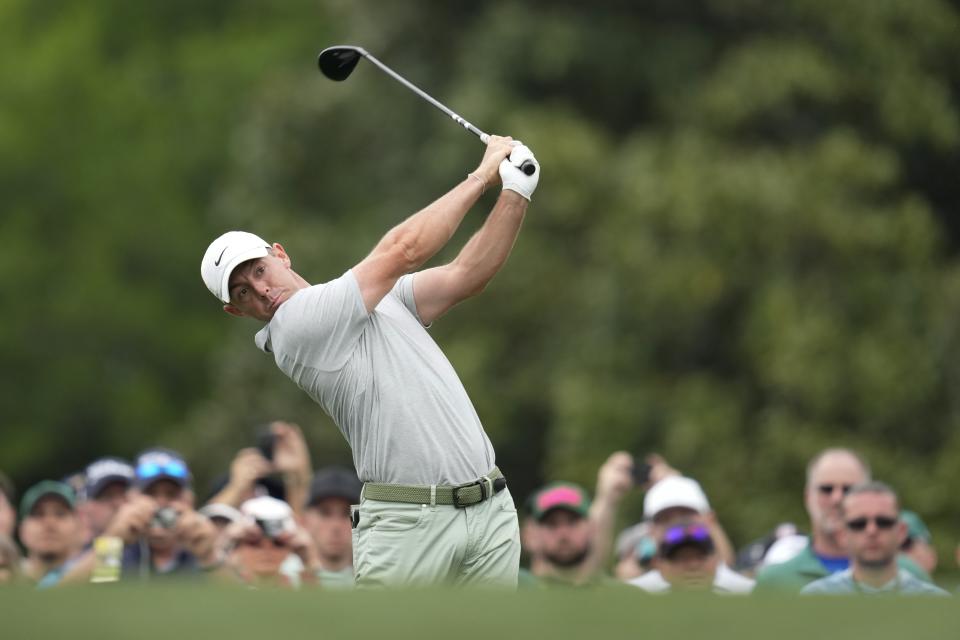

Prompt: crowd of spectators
[0,432,954,596]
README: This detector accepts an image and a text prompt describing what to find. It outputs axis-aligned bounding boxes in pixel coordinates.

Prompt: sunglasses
[136,460,188,480]
[845,516,898,532]
[817,484,853,496]
[662,523,711,546]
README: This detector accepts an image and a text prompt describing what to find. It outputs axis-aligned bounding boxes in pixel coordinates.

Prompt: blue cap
[134,448,191,490]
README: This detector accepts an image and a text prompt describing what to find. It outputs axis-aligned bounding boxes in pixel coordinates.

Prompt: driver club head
[317,46,367,81]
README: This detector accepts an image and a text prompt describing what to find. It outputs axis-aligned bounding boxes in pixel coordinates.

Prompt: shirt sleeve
[276,270,369,371]
[395,273,430,327]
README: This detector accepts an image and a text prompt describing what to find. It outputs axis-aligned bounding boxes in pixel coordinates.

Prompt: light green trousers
[352,487,520,588]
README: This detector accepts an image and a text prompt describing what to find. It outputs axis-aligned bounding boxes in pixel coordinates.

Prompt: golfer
[201,136,539,587]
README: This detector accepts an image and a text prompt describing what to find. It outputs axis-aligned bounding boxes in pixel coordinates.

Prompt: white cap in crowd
[643,476,710,520]
[201,231,271,303]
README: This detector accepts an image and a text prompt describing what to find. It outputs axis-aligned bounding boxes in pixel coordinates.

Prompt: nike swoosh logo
[214,247,228,267]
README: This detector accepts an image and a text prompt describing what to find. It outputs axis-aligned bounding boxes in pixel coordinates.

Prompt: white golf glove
[499,144,540,201]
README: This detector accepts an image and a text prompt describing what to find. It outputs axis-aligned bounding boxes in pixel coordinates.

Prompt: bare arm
[351,136,514,313]
[412,190,528,324]
[578,452,634,582]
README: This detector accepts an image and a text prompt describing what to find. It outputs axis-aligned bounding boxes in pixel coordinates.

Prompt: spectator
[77,457,135,544]
[644,475,737,565]
[0,533,23,584]
[899,510,937,575]
[613,522,656,581]
[0,472,15,538]
[628,477,754,594]
[104,448,222,579]
[522,452,634,587]
[17,481,83,588]
[755,448,929,593]
[301,466,362,589]
[199,503,244,551]
[801,482,948,596]
[640,521,749,593]
[207,422,312,517]
[226,496,318,589]
[735,522,800,577]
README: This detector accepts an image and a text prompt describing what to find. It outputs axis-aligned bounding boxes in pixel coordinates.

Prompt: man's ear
[224,304,245,318]
[272,242,291,267]
[895,522,908,548]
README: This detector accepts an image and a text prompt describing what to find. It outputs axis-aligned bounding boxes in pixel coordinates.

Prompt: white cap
[201,231,271,303]
[643,476,710,520]
[240,496,295,529]
[199,503,243,525]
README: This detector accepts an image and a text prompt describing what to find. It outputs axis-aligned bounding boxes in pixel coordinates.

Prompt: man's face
[19,496,79,559]
[144,480,189,548]
[536,509,591,568]
[303,498,352,563]
[225,246,302,322]
[842,492,905,569]
[233,532,291,578]
[657,545,719,591]
[0,492,14,537]
[805,453,868,537]
[83,482,130,537]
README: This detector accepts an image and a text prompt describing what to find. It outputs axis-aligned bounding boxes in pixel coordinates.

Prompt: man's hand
[277,525,319,570]
[499,144,540,201]
[473,135,515,188]
[271,422,311,476]
[643,453,681,490]
[269,421,313,515]
[230,448,273,491]
[103,494,158,544]
[595,451,634,505]
[175,509,220,567]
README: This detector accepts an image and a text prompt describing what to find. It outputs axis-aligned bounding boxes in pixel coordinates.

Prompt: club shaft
[359,50,490,143]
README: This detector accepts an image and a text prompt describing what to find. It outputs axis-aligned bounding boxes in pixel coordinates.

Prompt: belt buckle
[452,479,486,509]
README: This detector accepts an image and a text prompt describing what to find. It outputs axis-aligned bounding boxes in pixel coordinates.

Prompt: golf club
[318,45,536,176]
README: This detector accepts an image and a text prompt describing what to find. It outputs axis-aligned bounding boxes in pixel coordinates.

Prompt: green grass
[3,584,958,640]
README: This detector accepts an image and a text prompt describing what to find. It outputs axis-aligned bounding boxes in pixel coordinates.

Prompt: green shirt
[754,538,931,594]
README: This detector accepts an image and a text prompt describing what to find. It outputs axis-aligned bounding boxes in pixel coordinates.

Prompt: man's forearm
[376,177,484,272]
[581,495,618,578]
[446,190,527,294]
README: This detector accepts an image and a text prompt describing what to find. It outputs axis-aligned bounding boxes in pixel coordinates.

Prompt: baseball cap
[201,230,271,303]
[241,496,296,538]
[134,448,191,490]
[308,466,362,506]
[527,482,591,521]
[199,503,243,526]
[659,522,715,559]
[900,510,932,544]
[643,476,710,520]
[83,457,135,500]
[19,480,76,519]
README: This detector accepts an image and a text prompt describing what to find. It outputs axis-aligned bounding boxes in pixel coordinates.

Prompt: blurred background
[2,0,960,568]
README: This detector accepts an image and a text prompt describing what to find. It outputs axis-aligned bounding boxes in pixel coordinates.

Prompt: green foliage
[3,0,960,566]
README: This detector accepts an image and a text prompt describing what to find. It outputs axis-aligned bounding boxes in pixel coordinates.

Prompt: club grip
[519,160,537,176]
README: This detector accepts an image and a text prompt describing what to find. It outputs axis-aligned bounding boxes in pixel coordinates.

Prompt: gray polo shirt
[800,568,950,596]
[255,270,495,485]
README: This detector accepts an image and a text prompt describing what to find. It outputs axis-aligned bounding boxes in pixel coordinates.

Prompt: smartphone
[256,427,276,462]
[632,460,652,486]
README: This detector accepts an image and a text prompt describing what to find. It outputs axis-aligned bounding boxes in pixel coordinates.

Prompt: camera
[151,507,180,529]
[255,517,287,541]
